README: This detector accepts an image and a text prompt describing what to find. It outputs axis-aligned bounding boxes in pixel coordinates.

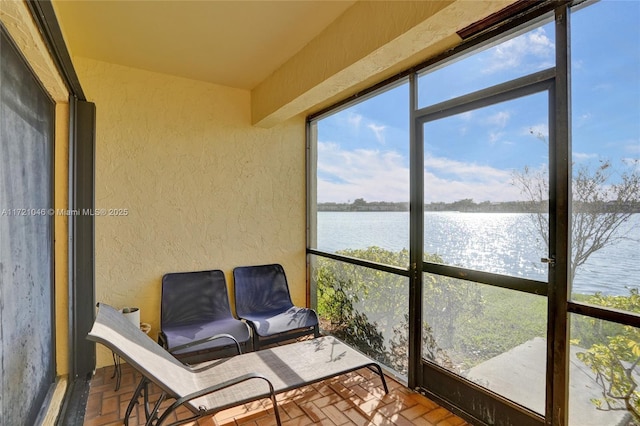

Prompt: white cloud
[575,113,593,129]
[425,156,509,180]
[468,110,519,145]
[347,113,363,128]
[482,27,554,74]
[317,141,409,202]
[487,111,510,128]
[484,111,510,144]
[424,155,523,203]
[489,131,505,144]
[340,112,390,145]
[573,152,598,162]
[424,171,522,204]
[368,123,386,144]
[460,111,474,121]
[528,28,554,54]
[317,144,531,204]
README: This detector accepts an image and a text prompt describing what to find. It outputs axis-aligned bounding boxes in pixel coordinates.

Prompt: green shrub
[314,246,483,375]
[572,289,640,421]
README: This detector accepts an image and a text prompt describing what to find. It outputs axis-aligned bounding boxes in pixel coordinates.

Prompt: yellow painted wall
[0,0,70,376]
[73,58,307,367]
[54,104,69,376]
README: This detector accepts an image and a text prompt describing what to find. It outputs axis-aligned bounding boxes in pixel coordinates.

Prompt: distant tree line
[318,198,409,212]
[317,197,640,213]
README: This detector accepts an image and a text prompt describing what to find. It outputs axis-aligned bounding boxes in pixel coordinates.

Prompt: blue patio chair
[233,264,319,350]
[159,269,252,361]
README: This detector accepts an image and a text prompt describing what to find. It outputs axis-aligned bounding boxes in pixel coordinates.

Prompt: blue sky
[316,0,639,204]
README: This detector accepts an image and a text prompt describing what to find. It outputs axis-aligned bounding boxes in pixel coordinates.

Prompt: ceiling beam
[251,0,515,128]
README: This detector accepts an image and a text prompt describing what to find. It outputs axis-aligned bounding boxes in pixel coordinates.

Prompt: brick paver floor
[83,361,471,426]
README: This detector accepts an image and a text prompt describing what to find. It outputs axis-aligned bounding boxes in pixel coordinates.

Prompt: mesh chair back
[233,264,294,317]
[161,269,234,328]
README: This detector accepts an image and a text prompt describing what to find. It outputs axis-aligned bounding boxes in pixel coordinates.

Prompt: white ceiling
[54,1,356,90]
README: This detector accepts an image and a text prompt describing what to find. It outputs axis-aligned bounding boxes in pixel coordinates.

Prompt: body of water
[317,211,639,296]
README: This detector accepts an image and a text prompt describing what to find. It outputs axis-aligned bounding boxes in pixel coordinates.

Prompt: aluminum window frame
[307,1,639,425]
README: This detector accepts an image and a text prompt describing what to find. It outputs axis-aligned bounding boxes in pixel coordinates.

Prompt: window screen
[0,27,55,426]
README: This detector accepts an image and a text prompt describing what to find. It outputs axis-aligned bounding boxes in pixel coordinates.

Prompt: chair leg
[125,377,148,426]
[269,392,282,426]
[248,324,260,351]
[111,351,122,391]
[145,391,167,426]
[367,364,389,394]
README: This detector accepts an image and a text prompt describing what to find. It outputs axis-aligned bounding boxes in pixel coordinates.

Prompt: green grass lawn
[451,285,548,369]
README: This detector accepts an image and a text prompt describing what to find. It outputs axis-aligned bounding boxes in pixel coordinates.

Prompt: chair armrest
[168,333,241,355]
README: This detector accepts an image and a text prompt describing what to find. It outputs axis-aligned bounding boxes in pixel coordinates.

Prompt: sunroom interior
[0,0,638,425]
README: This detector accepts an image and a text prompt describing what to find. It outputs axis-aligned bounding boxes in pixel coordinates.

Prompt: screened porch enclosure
[2,0,638,425]
[308,1,640,425]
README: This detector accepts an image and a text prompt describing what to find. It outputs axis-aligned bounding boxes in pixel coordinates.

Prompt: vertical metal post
[546,5,571,425]
[306,121,318,309]
[408,72,424,389]
[69,97,97,380]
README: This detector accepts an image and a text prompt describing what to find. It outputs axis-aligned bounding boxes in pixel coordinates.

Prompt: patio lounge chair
[87,303,389,426]
[233,264,319,349]
[159,269,251,361]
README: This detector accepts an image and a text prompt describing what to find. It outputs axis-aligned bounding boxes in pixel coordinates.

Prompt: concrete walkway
[466,337,630,425]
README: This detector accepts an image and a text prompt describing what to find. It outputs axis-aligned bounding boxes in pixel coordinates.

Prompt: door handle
[541,257,556,266]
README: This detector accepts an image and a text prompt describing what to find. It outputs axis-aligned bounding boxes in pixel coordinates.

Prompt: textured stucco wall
[0,1,68,103]
[73,58,307,367]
